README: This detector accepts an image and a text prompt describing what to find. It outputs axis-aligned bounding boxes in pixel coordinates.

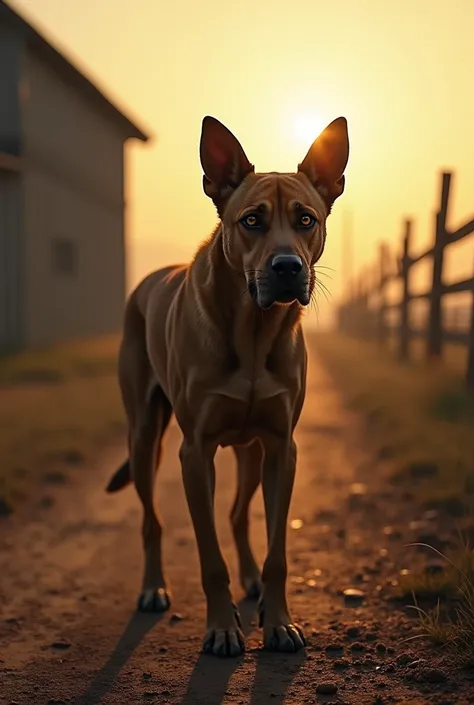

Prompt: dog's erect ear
[298,117,349,208]
[200,116,254,212]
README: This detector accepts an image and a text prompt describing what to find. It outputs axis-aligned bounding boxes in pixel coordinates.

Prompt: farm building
[0,0,149,351]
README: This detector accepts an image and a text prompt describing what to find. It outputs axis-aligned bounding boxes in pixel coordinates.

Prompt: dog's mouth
[247,277,311,310]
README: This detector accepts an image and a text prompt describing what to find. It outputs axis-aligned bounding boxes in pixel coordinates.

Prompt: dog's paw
[137,587,171,613]
[202,603,245,657]
[263,623,306,653]
[203,626,245,657]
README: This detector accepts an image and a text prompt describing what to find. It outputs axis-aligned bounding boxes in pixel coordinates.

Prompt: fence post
[399,219,412,361]
[427,172,451,360]
[467,262,474,393]
[377,243,389,346]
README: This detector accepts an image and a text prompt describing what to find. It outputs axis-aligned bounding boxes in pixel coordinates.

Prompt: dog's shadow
[72,611,164,705]
[73,599,305,705]
[179,597,305,705]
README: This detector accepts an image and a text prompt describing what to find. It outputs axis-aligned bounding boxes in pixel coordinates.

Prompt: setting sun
[291,113,325,147]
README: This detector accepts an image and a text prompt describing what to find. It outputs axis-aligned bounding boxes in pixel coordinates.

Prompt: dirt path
[1,345,472,705]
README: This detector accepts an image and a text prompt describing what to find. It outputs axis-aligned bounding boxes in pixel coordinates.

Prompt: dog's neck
[188,226,303,375]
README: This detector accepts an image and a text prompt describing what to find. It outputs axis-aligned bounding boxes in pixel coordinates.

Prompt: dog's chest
[199,369,292,446]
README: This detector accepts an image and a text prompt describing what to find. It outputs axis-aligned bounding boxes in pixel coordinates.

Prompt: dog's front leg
[179,438,245,657]
[259,436,306,652]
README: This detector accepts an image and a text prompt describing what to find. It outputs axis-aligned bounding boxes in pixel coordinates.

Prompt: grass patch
[312,332,474,660]
[404,538,474,661]
[397,569,459,602]
[0,336,125,511]
[311,332,474,510]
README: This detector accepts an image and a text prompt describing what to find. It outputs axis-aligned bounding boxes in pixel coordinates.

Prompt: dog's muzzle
[248,253,310,309]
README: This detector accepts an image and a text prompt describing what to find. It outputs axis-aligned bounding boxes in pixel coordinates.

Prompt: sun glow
[291,113,326,147]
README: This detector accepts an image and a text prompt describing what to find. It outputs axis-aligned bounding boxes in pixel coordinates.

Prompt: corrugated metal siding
[0,171,22,350]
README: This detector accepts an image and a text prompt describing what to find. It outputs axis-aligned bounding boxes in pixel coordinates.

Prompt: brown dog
[106,115,349,657]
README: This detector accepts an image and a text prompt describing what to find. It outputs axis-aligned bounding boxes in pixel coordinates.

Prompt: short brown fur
[107,115,349,656]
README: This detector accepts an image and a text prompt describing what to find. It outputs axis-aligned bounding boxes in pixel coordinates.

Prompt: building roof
[0,0,150,142]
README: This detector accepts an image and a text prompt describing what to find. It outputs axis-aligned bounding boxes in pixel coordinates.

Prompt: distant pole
[427,172,451,361]
[399,219,412,361]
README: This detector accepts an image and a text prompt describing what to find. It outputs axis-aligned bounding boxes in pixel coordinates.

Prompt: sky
[9,0,474,326]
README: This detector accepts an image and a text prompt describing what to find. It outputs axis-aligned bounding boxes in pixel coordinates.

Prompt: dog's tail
[106,459,131,493]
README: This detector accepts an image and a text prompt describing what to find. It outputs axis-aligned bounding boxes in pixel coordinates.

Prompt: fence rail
[337,171,474,392]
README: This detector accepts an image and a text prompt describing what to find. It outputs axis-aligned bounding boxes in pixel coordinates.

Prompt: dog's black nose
[271,254,303,276]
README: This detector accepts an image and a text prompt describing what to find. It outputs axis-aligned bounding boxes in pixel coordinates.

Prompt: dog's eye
[298,214,316,229]
[240,214,261,229]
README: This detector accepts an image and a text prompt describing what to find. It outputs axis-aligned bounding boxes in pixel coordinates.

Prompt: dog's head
[199,115,349,310]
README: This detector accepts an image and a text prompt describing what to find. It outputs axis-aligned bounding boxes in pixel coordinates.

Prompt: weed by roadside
[400,535,474,662]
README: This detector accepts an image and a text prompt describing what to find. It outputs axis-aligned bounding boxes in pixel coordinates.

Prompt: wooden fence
[337,171,474,392]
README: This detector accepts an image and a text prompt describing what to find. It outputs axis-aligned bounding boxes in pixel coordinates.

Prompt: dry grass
[312,331,474,659]
[312,332,474,509]
[403,539,474,659]
[0,336,125,510]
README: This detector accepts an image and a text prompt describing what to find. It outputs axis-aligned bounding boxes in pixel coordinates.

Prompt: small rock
[325,643,344,655]
[43,470,67,485]
[0,497,14,516]
[418,667,448,683]
[50,639,71,650]
[159,646,168,653]
[290,518,303,530]
[316,682,338,695]
[375,642,387,653]
[351,642,367,654]
[343,588,365,605]
[382,526,402,540]
[345,626,361,639]
[169,613,184,623]
[349,482,368,495]
[5,617,21,625]
[315,508,337,522]
[333,659,350,670]
[142,672,152,680]
[365,632,378,642]
[396,653,411,666]
[62,449,85,465]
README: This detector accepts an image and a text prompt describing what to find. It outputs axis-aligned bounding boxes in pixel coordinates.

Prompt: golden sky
[10,0,474,326]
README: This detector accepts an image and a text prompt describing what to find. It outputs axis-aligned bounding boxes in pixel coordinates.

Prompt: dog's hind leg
[118,306,173,613]
[130,386,172,612]
[231,441,263,599]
